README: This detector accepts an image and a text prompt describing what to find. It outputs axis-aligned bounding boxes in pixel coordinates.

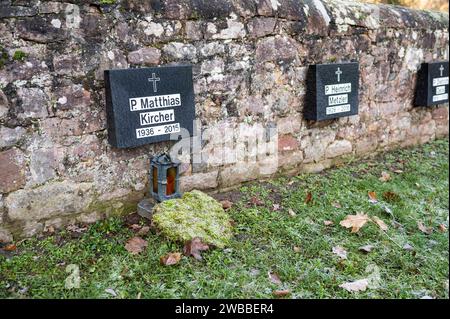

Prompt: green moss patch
[12,50,27,61]
[152,190,233,248]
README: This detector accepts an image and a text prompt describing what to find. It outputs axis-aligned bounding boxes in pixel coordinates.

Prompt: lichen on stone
[152,190,233,248]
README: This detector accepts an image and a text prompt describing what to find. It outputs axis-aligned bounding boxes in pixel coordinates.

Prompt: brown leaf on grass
[383,191,400,203]
[417,221,433,235]
[393,169,404,174]
[183,237,209,261]
[288,208,296,217]
[67,224,87,233]
[293,246,301,253]
[324,220,334,226]
[44,226,55,234]
[130,224,142,231]
[273,289,291,297]
[221,200,233,210]
[249,196,264,206]
[268,271,282,285]
[379,171,391,182]
[3,244,17,251]
[368,192,378,204]
[339,279,369,292]
[137,226,150,236]
[160,252,182,266]
[332,246,348,260]
[372,216,388,231]
[125,237,148,255]
[340,213,370,233]
[438,224,447,233]
[305,192,313,204]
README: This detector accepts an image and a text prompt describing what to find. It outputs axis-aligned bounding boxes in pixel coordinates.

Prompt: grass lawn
[0,138,448,299]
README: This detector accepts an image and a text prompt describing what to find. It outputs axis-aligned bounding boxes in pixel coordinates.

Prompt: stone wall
[0,0,448,241]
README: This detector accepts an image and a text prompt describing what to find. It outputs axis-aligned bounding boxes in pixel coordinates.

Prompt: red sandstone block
[278,134,299,152]
[432,107,449,120]
[0,148,26,193]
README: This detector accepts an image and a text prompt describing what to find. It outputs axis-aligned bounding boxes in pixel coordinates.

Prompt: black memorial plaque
[104,65,195,148]
[415,61,449,107]
[305,62,359,121]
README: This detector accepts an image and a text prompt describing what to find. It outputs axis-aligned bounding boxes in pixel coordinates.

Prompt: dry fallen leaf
[368,192,378,204]
[359,245,374,253]
[379,171,391,182]
[273,289,291,297]
[332,246,348,260]
[372,216,388,231]
[3,244,17,252]
[288,208,297,217]
[183,237,209,261]
[293,246,301,253]
[45,226,55,234]
[339,278,369,292]
[268,271,282,285]
[438,224,447,233]
[324,220,334,226]
[67,224,87,233]
[305,192,313,204]
[160,252,182,266]
[250,196,264,206]
[340,213,370,233]
[393,169,404,174]
[418,221,433,235]
[130,224,142,231]
[125,237,148,255]
[287,180,295,186]
[221,200,233,210]
[383,191,400,203]
[137,226,150,236]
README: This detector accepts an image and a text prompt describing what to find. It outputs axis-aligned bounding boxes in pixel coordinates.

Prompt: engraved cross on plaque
[335,67,343,83]
[440,65,445,77]
[148,73,161,93]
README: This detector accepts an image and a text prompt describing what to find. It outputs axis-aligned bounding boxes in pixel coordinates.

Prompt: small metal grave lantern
[150,153,181,202]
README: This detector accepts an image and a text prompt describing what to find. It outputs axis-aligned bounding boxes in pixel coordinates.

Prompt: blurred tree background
[364,0,448,12]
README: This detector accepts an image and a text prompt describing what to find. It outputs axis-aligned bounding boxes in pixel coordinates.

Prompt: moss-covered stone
[152,190,233,248]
